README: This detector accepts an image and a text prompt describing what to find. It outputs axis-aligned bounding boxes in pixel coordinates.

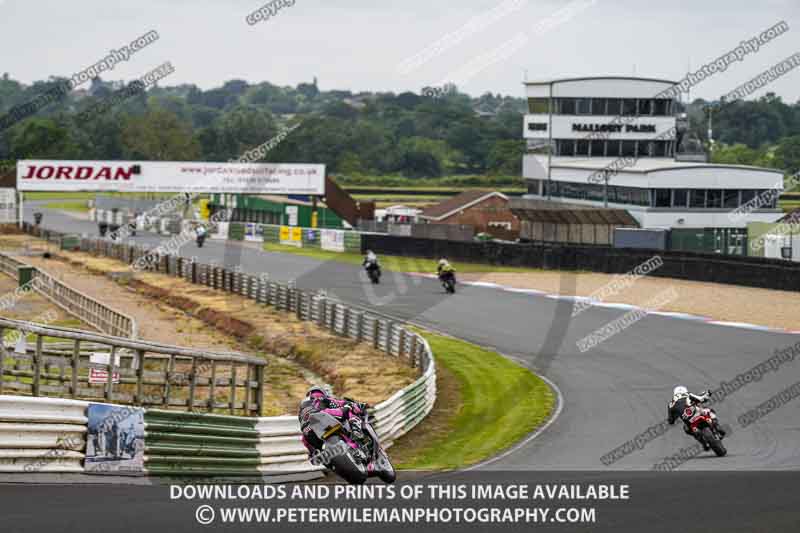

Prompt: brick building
[419,190,520,238]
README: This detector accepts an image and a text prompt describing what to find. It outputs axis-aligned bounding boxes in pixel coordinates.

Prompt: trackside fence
[2,223,438,478]
[0,251,137,338]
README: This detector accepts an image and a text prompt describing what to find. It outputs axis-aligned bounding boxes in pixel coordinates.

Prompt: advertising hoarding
[17,160,326,195]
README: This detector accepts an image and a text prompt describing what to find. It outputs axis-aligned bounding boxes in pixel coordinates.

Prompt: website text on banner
[16,161,326,195]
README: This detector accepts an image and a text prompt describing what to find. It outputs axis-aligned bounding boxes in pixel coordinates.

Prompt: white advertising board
[321,229,345,252]
[0,188,16,223]
[17,160,326,195]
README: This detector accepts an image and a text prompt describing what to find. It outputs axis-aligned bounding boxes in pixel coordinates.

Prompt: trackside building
[521,76,785,254]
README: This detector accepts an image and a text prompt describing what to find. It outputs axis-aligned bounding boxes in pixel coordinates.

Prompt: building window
[576,139,590,156]
[653,141,668,157]
[740,189,756,206]
[707,189,722,208]
[576,98,592,114]
[559,98,576,114]
[723,190,739,208]
[622,99,637,116]
[591,98,607,115]
[637,99,652,116]
[637,141,653,157]
[621,141,636,157]
[690,189,706,208]
[527,179,542,196]
[654,189,671,207]
[653,99,670,116]
[606,98,622,116]
[528,98,550,113]
[489,221,513,230]
[559,139,575,156]
[590,140,605,156]
[606,140,622,157]
[673,189,688,207]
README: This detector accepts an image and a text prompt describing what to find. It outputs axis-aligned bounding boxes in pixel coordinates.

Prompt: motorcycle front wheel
[326,436,368,484]
[376,449,396,484]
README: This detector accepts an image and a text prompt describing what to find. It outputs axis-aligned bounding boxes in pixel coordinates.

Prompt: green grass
[392,332,555,470]
[42,200,89,212]
[262,242,542,273]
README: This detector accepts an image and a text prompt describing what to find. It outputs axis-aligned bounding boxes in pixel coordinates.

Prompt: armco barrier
[362,234,800,292]
[0,396,87,473]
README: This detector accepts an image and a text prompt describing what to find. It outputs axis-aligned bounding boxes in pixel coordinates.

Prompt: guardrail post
[373,319,380,349]
[229,364,237,415]
[0,327,5,395]
[209,360,217,412]
[188,357,198,412]
[32,334,43,396]
[296,291,303,320]
[255,364,265,416]
[71,339,81,397]
[399,328,407,358]
[135,349,145,405]
[105,346,117,401]
[356,312,363,342]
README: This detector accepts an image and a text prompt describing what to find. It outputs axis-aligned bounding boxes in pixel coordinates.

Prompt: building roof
[545,157,785,175]
[524,76,678,86]
[510,199,639,226]
[420,190,508,221]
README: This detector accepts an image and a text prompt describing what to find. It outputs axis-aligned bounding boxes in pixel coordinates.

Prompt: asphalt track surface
[17,204,800,472]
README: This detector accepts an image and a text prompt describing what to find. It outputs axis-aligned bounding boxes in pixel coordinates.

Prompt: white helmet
[673,386,689,401]
[438,259,448,267]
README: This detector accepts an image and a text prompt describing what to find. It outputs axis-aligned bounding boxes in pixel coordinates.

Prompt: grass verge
[389,331,555,470]
[41,201,90,212]
[262,243,543,274]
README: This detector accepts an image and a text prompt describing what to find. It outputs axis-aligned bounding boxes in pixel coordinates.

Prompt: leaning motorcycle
[688,406,727,457]
[303,406,395,485]
[439,272,456,294]
[196,233,206,248]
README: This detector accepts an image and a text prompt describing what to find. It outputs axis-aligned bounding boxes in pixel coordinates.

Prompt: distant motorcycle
[687,405,727,457]
[365,262,381,284]
[439,272,456,294]
[303,406,395,485]
[196,228,207,248]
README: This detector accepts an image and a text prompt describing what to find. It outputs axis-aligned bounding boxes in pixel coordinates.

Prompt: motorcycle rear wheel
[702,427,727,457]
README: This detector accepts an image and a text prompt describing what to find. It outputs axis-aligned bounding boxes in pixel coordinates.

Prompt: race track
[20,205,800,471]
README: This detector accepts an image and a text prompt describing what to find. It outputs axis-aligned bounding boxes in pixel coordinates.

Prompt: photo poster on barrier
[84,403,145,475]
[244,223,261,242]
[321,229,345,252]
[305,228,318,243]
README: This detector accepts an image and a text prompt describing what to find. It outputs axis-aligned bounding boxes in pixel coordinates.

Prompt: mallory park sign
[572,123,657,134]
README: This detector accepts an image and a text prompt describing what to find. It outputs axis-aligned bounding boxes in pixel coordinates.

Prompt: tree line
[0,74,798,182]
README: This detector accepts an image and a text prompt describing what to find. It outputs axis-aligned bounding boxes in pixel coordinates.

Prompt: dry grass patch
[51,250,419,405]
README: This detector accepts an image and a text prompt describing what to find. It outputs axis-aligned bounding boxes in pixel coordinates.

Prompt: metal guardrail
[0,317,266,416]
[0,251,138,339]
[0,396,87,473]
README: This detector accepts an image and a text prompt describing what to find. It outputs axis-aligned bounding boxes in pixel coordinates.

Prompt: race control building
[521,76,785,254]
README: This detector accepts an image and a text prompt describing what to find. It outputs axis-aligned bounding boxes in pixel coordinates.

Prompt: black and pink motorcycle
[303,406,396,484]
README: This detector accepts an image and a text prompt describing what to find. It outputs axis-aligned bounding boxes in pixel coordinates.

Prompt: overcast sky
[1,0,798,102]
